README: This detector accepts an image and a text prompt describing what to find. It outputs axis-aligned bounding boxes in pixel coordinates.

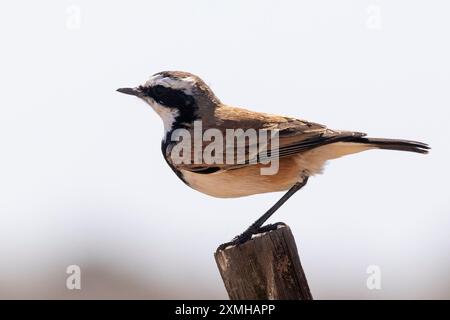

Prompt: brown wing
[166,105,366,172]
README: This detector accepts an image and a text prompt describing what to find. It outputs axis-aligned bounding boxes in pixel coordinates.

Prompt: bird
[117,71,429,249]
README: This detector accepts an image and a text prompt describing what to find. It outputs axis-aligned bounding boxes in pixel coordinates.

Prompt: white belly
[179,142,372,198]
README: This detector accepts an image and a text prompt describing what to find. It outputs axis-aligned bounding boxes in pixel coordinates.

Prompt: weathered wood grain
[215,224,312,300]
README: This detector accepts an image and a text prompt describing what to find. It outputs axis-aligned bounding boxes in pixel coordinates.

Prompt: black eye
[152,85,169,99]
[144,85,195,109]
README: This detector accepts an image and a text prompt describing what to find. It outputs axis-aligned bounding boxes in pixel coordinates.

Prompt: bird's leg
[218,176,309,250]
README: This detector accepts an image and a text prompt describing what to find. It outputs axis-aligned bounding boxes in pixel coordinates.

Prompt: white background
[0,0,448,299]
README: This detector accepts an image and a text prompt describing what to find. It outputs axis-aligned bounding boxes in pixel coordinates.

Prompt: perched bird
[117,71,429,248]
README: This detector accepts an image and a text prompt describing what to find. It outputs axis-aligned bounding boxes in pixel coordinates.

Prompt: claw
[257,222,286,233]
[216,222,287,251]
[217,231,252,251]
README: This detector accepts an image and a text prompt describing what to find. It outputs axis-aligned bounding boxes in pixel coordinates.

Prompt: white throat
[144,97,179,135]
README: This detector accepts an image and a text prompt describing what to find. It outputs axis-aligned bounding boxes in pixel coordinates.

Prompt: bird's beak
[116,87,142,97]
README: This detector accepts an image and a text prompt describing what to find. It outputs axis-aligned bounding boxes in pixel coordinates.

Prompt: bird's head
[117,71,220,133]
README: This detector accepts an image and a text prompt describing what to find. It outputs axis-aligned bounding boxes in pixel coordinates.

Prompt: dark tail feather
[350,137,430,154]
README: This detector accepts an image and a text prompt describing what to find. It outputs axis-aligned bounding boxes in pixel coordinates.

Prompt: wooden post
[214,224,312,300]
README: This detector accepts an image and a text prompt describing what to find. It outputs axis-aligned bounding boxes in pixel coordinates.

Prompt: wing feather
[166,105,366,172]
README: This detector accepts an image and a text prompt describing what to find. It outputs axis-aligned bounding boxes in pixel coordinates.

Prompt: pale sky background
[0,0,449,299]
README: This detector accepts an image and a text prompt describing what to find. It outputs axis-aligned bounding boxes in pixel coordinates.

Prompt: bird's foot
[217,222,286,251]
[257,222,286,233]
[217,233,252,251]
